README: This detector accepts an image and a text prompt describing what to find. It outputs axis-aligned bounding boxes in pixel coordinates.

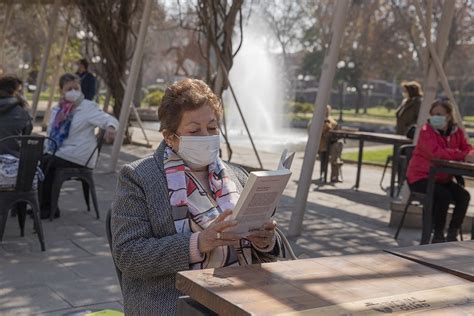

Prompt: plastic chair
[49,130,105,221]
[0,136,56,251]
[106,208,123,291]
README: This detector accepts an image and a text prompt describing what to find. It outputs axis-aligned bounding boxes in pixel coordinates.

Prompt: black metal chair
[0,136,56,251]
[106,208,123,291]
[49,130,105,221]
[394,144,464,241]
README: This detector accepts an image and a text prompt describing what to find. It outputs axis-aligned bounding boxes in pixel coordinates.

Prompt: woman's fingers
[262,219,277,230]
[214,209,233,224]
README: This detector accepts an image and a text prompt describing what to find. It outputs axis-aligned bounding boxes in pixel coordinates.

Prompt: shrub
[382,98,398,111]
[287,101,314,114]
[144,90,164,107]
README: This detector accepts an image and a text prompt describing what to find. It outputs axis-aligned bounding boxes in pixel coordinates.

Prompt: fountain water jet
[223,13,308,153]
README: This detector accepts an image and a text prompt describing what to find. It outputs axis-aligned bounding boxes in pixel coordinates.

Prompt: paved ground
[1,127,472,315]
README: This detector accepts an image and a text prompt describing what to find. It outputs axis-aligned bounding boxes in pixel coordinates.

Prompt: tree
[177,0,245,98]
[74,0,144,120]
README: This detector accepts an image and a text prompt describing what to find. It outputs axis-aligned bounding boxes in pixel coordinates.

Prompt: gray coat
[111,142,250,315]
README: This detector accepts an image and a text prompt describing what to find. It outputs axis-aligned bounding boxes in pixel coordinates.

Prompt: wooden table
[385,241,474,282]
[326,130,411,197]
[422,159,474,244]
[176,252,473,315]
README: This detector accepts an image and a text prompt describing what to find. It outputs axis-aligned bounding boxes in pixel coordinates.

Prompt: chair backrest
[106,208,123,291]
[399,144,416,163]
[84,129,106,168]
[0,135,46,192]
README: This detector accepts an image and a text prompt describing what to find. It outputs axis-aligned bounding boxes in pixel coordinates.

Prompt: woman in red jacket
[406,99,471,243]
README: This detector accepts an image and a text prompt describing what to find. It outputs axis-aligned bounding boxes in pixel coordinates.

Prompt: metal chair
[106,208,123,291]
[0,136,56,251]
[49,130,105,221]
[394,144,465,241]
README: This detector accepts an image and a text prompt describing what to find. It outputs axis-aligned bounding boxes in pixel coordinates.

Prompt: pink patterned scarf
[163,146,241,269]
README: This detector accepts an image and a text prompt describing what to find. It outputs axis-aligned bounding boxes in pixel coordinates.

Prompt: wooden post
[108,0,153,172]
[289,0,350,237]
[414,1,455,142]
[42,9,72,130]
[103,86,112,113]
[414,2,465,134]
[31,0,60,121]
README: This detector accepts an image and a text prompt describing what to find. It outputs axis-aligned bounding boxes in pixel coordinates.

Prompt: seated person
[111,78,280,315]
[40,73,118,219]
[318,105,343,182]
[406,98,471,243]
[0,75,32,156]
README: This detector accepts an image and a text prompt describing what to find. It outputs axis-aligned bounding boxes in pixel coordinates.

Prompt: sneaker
[40,209,60,219]
[431,232,446,243]
[446,228,459,242]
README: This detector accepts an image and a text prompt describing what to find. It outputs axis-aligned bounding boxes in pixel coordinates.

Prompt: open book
[228,150,295,235]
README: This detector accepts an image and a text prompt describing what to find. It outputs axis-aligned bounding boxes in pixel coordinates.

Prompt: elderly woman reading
[111,78,280,315]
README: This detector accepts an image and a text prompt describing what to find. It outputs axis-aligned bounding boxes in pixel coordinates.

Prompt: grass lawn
[342,147,393,166]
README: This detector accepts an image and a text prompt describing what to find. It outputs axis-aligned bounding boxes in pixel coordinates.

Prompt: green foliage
[382,99,398,111]
[287,101,314,114]
[144,90,164,107]
[342,147,393,166]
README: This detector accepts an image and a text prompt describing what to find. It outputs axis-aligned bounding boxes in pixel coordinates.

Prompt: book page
[228,169,291,235]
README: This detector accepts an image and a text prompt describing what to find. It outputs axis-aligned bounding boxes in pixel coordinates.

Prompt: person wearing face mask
[39,73,118,219]
[0,75,32,156]
[111,78,280,315]
[396,81,423,139]
[406,99,471,243]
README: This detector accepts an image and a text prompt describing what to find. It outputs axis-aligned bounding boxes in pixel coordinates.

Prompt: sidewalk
[0,128,468,315]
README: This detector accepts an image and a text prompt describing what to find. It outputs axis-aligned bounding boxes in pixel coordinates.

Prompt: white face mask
[176,134,220,169]
[64,89,83,102]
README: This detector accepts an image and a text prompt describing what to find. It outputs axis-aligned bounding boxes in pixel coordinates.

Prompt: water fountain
[223,12,308,153]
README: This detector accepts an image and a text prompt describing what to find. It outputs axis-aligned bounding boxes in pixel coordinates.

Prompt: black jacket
[77,71,97,101]
[0,96,33,156]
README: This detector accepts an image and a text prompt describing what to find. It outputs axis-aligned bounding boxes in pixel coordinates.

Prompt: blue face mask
[430,115,447,129]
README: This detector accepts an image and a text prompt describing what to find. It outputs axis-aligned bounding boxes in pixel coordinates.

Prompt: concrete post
[108,0,153,172]
[31,0,60,121]
[289,0,350,237]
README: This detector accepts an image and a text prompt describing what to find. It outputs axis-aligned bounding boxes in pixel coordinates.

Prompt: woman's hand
[104,126,117,143]
[246,219,277,249]
[198,210,241,253]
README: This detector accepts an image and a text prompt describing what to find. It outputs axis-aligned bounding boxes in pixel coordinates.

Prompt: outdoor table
[176,251,474,315]
[422,159,474,244]
[325,130,411,197]
[385,240,474,281]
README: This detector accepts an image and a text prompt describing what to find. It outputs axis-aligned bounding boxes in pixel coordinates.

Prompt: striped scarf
[163,147,248,269]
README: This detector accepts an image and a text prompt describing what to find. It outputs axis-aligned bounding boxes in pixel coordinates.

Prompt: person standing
[396,81,423,138]
[317,105,343,182]
[76,58,97,101]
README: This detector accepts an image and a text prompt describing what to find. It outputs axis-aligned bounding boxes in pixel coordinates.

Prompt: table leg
[390,145,400,197]
[323,141,331,184]
[421,167,437,245]
[353,139,364,190]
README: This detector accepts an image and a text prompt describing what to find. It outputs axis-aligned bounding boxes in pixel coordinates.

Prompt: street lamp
[18,63,30,84]
[336,60,355,122]
[362,83,374,114]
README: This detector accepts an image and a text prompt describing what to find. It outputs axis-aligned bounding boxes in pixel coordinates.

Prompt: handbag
[251,227,298,263]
